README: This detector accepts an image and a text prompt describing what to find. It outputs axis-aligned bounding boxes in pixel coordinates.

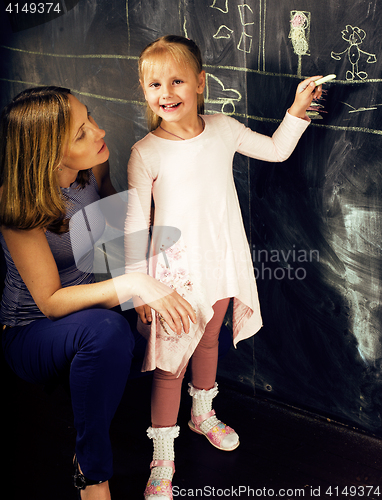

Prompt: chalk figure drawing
[331,25,377,81]
[289,11,311,78]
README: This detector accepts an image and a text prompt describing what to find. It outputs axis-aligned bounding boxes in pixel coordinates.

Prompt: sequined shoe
[144,460,175,500]
[188,408,240,451]
[188,383,239,451]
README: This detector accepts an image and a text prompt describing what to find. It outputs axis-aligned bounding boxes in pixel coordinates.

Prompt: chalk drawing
[213,25,234,40]
[306,99,327,120]
[210,2,255,54]
[0,44,138,60]
[209,1,267,68]
[210,0,228,14]
[183,16,189,38]
[204,72,242,114]
[237,3,255,54]
[237,31,253,54]
[341,101,382,113]
[289,10,311,78]
[331,25,377,81]
[125,0,130,52]
[238,3,255,27]
[2,38,381,135]
[259,0,266,71]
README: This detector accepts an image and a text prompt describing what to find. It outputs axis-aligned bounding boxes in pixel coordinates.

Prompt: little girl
[124,35,322,499]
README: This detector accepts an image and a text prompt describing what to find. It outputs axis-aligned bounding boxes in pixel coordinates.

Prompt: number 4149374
[325,485,381,497]
[5,3,62,14]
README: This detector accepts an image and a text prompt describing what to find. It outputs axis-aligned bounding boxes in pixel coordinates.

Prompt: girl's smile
[161,102,182,111]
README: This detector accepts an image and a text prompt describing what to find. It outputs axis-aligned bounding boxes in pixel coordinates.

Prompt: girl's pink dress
[125,112,309,376]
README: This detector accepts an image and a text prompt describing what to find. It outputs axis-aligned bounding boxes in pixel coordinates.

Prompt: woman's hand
[289,76,323,120]
[131,273,196,335]
[1,227,195,328]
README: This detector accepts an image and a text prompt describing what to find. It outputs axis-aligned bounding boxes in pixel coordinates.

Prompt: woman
[0,86,196,500]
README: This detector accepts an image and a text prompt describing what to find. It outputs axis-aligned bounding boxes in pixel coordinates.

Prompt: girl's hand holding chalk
[314,74,336,86]
[299,74,336,93]
[289,75,324,120]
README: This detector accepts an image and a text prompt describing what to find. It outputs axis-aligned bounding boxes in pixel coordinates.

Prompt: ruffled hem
[146,425,180,440]
[188,382,219,400]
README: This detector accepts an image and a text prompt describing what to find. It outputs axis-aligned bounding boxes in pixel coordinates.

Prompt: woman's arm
[1,226,195,333]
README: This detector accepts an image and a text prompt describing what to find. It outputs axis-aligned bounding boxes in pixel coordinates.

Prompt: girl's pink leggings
[151,298,230,427]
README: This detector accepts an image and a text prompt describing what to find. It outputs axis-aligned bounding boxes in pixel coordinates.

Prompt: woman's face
[60,94,109,173]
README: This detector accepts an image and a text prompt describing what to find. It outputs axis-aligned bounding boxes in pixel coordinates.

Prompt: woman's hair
[139,35,205,131]
[0,86,89,233]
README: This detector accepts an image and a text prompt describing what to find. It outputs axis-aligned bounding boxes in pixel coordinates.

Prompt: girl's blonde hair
[139,35,205,131]
[0,86,89,233]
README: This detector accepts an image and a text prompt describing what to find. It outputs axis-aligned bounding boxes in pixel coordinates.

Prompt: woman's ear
[197,71,206,94]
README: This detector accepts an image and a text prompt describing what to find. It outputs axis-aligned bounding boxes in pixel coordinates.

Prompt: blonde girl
[124,35,322,500]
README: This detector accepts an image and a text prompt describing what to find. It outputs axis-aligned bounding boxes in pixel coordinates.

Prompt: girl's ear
[197,71,206,94]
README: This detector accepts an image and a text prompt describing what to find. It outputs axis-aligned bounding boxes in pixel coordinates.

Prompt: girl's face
[141,55,205,127]
[60,94,109,173]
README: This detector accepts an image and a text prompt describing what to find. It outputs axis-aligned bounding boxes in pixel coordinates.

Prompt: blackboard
[1,0,382,437]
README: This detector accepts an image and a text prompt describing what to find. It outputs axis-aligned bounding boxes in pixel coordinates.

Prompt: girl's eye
[173,79,182,85]
[149,82,160,88]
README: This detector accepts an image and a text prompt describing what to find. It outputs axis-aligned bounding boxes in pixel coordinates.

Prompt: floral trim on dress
[154,239,194,340]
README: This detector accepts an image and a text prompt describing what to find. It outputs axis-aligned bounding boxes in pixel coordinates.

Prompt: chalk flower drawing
[331,25,377,81]
[289,11,311,77]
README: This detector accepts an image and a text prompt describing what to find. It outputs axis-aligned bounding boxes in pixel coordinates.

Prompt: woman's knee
[76,309,135,360]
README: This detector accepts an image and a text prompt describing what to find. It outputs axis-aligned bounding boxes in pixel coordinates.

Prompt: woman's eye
[77,129,85,141]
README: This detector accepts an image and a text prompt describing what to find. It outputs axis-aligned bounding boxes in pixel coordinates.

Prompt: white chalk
[314,74,336,86]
